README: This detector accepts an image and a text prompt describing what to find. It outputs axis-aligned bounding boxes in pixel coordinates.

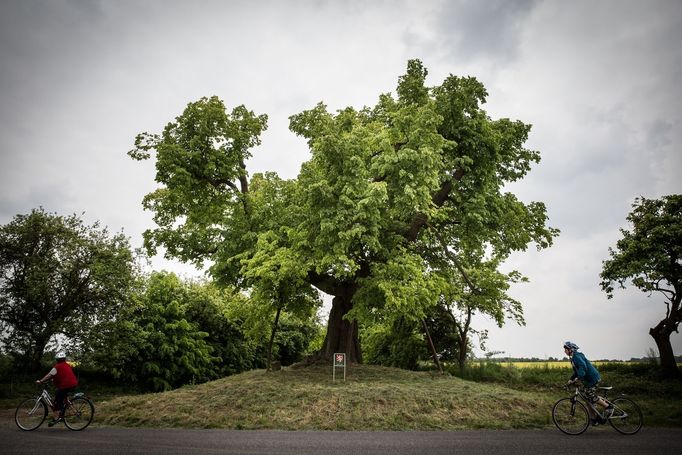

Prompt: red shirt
[51,361,78,389]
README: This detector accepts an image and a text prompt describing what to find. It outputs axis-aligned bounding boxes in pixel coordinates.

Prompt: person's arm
[36,368,57,384]
[572,355,587,381]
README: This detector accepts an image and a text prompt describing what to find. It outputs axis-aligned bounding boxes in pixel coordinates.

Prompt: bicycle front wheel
[608,397,642,435]
[63,396,95,430]
[15,398,48,431]
[552,397,589,435]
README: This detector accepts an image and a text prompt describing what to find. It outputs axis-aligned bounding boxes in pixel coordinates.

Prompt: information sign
[333,352,346,381]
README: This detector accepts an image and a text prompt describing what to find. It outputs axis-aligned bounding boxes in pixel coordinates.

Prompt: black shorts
[584,383,600,404]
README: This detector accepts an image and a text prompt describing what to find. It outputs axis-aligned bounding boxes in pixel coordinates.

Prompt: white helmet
[55,351,67,359]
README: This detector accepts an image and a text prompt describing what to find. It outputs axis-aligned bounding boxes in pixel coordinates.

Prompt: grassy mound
[97,364,554,430]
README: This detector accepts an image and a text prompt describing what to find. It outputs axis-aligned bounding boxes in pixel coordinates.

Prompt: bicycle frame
[570,385,622,421]
[34,386,76,413]
[37,387,54,410]
[572,387,600,417]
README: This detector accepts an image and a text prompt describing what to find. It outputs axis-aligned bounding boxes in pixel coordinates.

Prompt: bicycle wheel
[552,397,590,435]
[608,397,643,435]
[63,397,95,431]
[15,398,48,431]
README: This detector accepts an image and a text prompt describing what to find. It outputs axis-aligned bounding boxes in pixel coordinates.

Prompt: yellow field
[482,361,627,369]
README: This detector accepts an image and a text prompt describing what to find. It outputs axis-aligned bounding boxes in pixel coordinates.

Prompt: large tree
[601,195,681,377]
[0,208,135,370]
[129,60,557,363]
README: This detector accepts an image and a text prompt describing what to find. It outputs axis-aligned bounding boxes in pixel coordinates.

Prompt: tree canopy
[0,208,135,370]
[601,194,682,377]
[129,60,558,362]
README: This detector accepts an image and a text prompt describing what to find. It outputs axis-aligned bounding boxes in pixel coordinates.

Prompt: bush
[364,319,427,370]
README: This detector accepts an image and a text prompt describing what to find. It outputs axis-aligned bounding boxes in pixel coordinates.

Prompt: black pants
[54,387,76,416]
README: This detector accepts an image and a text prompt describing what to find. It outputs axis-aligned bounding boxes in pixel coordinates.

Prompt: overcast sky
[1,0,680,360]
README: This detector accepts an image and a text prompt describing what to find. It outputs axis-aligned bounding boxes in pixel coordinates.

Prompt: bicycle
[15,385,95,431]
[552,383,642,435]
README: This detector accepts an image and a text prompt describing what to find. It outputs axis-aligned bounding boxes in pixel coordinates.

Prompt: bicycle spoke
[608,398,642,435]
[553,398,589,435]
[63,397,95,431]
[15,398,48,431]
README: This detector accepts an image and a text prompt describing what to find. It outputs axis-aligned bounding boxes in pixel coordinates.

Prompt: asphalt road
[2,425,681,455]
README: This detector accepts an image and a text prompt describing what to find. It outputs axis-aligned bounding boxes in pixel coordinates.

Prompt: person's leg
[54,388,67,419]
[584,386,600,423]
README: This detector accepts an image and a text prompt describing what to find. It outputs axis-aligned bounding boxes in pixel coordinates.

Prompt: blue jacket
[570,351,601,386]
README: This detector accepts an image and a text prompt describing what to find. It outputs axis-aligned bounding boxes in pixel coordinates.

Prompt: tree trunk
[649,320,680,378]
[422,319,443,374]
[28,333,51,372]
[457,336,468,372]
[319,290,362,363]
[266,306,282,372]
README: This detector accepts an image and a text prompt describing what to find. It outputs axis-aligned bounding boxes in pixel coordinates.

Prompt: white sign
[333,352,346,381]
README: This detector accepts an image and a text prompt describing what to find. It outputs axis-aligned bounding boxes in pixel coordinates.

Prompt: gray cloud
[434,0,539,64]
[0,0,680,360]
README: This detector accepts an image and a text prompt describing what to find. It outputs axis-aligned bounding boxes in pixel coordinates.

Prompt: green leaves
[0,208,136,368]
[601,195,682,299]
[600,195,681,376]
[129,59,558,361]
[130,96,268,278]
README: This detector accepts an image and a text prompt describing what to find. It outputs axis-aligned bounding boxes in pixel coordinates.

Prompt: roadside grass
[0,373,143,410]
[447,361,682,427]
[4,362,679,429]
[96,364,555,430]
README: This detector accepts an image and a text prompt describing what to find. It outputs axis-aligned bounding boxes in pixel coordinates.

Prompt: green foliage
[423,304,461,361]
[268,314,321,366]
[85,271,319,389]
[182,281,258,376]
[128,96,268,279]
[0,208,136,370]
[225,293,321,367]
[601,194,682,375]
[87,272,218,391]
[128,60,559,360]
[363,318,428,370]
[601,195,682,299]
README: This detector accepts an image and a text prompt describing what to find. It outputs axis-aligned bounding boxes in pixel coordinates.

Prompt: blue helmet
[563,341,579,351]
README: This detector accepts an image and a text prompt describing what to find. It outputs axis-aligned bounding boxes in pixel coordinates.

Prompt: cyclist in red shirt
[36,352,78,426]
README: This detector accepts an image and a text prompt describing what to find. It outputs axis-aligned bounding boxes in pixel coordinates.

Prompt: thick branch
[406,168,464,242]
[238,160,249,194]
[307,271,347,296]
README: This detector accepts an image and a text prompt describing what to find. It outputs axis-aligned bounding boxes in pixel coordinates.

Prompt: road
[2,425,680,455]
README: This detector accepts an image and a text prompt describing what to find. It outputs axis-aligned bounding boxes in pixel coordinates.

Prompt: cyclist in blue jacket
[563,341,613,425]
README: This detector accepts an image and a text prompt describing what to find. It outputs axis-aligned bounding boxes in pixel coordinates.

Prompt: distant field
[488,361,626,368]
[479,361,652,369]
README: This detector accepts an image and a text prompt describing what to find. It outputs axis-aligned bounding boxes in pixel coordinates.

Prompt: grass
[446,361,682,427]
[96,364,555,430]
[5,362,680,430]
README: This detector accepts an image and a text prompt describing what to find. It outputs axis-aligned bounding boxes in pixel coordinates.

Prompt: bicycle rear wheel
[552,397,589,435]
[63,397,95,430]
[15,398,48,431]
[608,397,642,435]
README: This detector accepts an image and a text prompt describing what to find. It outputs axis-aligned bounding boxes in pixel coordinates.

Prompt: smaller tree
[601,195,682,377]
[231,242,321,370]
[437,258,526,372]
[0,208,135,371]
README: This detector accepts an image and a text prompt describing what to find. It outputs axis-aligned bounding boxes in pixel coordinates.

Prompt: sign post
[333,352,346,382]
